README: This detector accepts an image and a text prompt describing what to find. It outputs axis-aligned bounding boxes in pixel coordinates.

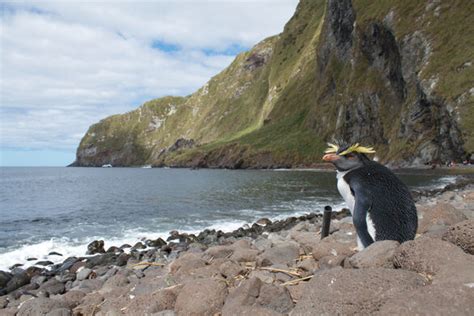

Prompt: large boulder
[418,203,467,233]
[377,283,474,315]
[174,278,227,315]
[393,237,474,284]
[290,268,426,315]
[442,219,474,254]
[349,240,399,268]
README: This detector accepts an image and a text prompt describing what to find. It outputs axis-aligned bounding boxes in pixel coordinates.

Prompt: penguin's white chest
[336,171,355,213]
[336,171,376,249]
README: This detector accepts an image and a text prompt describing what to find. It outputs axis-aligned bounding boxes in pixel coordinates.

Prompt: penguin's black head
[322,143,375,172]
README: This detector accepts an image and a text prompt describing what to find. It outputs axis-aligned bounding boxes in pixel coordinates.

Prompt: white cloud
[0,0,298,154]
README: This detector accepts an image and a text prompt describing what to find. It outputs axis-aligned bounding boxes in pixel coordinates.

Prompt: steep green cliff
[74,0,473,168]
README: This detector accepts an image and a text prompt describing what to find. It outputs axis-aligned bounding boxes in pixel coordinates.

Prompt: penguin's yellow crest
[324,143,376,155]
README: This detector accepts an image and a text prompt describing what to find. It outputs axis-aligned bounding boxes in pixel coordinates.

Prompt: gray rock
[258,244,300,267]
[122,286,180,314]
[349,240,399,268]
[0,295,9,308]
[230,247,259,262]
[55,271,75,283]
[76,268,92,281]
[223,277,262,313]
[169,252,206,276]
[60,290,86,309]
[219,261,245,279]
[222,277,292,315]
[377,283,474,315]
[393,237,474,284]
[442,219,474,254]
[291,268,426,315]
[311,234,356,260]
[253,237,273,251]
[31,275,48,286]
[318,255,346,270]
[17,297,69,316]
[39,278,65,295]
[174,279,227,315]
[73,278,104,293]
[257,283,294,314]
[45,308,72,316]
[418,203,467,233]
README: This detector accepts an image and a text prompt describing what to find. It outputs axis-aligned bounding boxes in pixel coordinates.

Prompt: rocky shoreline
[1,179,473,315]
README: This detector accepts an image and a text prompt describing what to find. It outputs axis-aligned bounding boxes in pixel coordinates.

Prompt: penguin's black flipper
[351,185,375,248]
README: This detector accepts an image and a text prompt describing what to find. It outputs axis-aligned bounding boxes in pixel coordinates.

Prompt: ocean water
[0,167,456,270]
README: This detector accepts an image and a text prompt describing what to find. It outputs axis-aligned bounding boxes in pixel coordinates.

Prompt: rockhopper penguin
[322,143,417,250]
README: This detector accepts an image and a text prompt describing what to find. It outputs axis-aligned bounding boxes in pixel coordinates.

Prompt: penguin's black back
[344,161,418,243]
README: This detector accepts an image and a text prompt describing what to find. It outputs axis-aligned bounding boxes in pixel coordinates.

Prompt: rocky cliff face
[73,0,473,168]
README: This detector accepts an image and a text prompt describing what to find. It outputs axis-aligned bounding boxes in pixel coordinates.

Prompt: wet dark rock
[132,241,146,250]
[27,257,38,261]
[115,252,130,266]
[0,270,12,288]
[9,263,23,270]
[119,243,132,249]
[106,246,123,253]
[86,240,105,255]
[146,237,167,248]
[48,252,63,256]
[53,257,79,274]
[36,260,54,266]
[256,218,272,226]
[5,271,31,293]
[84,253,119,268]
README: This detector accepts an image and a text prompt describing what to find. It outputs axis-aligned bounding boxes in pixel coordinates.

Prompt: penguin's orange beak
[322,153,340,162]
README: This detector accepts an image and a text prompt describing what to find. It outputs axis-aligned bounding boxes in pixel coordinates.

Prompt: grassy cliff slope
[74,0,473,167]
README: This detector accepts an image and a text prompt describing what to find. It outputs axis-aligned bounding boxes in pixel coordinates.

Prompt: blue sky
[0,0,298,166]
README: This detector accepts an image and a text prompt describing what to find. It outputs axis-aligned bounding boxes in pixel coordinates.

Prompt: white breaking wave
[0,198,345,271]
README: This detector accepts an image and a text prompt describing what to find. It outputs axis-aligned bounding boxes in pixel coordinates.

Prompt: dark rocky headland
[1,177,473,315]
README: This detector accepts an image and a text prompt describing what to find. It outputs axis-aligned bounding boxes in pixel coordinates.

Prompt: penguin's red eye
[346,153,355,159]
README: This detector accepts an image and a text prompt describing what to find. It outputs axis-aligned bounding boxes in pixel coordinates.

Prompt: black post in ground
[321,205,332,239]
